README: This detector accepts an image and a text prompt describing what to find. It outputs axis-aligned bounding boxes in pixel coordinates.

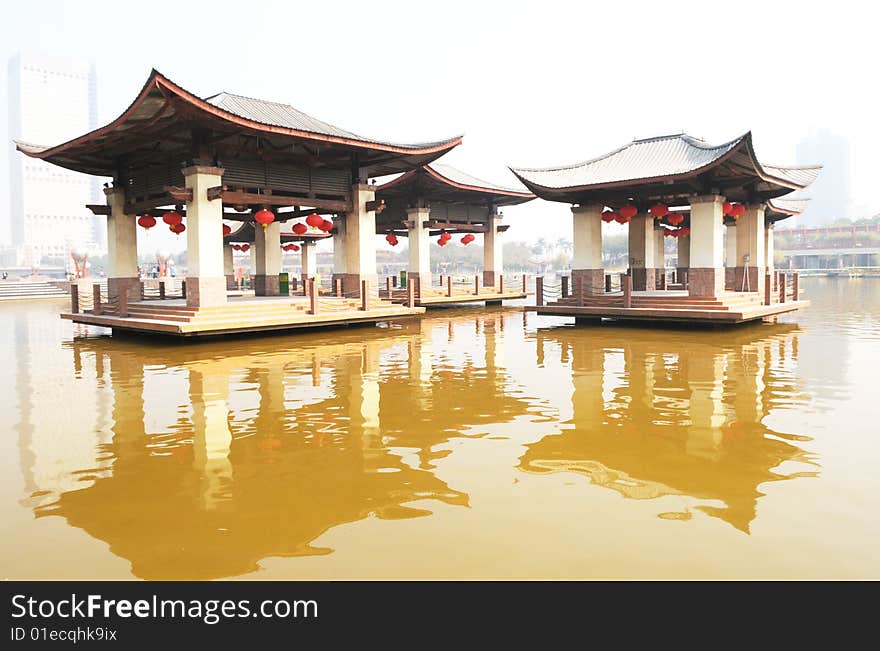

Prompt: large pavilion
[510,132,820,324]
[17,70,462,335]
[374,163,534,306]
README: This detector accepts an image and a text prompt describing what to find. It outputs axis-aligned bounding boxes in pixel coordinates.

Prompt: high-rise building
[795,129,850,227]
[7,52,102,267]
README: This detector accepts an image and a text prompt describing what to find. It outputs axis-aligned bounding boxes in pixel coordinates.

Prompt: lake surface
[1,277,878,580]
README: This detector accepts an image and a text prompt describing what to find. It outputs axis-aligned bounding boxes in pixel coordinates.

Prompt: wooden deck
[62,295,424,337]
[530,290,809,325]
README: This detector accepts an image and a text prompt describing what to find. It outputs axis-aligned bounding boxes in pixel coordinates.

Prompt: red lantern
[233,244,241,251]
[162,210,182,226]
[614,212,630,224]
[305,213,323,228]
[667,212,685,226]
[731,203,746,218]
[169,222,185,235]
[241,244,250,252]
[222,224,232,236]
[619,205,638,220]
[723,201,734,216]
[650,203,669,219]
[292,222,308,235]
[602,211,616,223]
[461,234,472,245]
[137,215,156,230]
[680,227,691,237]
[254,208,275,230]
[319,219,334,232]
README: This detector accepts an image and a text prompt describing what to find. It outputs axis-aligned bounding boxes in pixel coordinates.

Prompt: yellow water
[1,277,878,580]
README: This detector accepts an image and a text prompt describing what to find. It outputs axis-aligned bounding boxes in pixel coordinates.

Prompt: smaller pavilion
[511,132,820,325]
[374,163,535,306]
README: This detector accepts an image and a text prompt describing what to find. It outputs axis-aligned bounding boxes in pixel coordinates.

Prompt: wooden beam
[207,184,227,201]
[164,186,193,202]
[218,190,350,213]
[86,204,111,216]
[424,220,487,233]
[365,199,386,214]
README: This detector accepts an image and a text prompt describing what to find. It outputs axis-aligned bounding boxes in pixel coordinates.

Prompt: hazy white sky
[2,0,878,248]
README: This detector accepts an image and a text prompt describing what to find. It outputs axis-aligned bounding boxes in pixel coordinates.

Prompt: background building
[6,52,102,268]
[795,129,850,227]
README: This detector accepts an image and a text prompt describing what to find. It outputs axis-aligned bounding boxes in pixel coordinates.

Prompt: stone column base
[332,273,378,297]
[226,274,236,290]
[688,268,724,297]
[630,268,656,292]
[571,268,606,296]
[724,268,736,290]
[482,270,501,288]
[676,268,689,286]
[186,276,228,307]
[107,277,142,303]
[253,274,280,296]
[733,266,764,292]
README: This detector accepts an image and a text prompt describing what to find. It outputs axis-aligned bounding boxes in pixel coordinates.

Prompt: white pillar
[223,244,234,289]
[333,184,377,296]
[571,203,604,295]
[765,221,775,282]
[725,224,737,290]
[183,166,227,307]
[735,204,766,292]
[301,240,317,283]
[627,214,656,291]
[676,234,690,280]
[253,220,281,296]
[406,206,431,289]
[687,194,725,297]
[483,212,503,287]
[104,186,140,303]
[654,226,665,274]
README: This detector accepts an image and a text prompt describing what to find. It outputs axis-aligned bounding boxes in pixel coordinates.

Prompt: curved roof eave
[16,69,463,164]
[377,164,535,204]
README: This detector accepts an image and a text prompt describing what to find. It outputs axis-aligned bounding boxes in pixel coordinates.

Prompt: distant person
[2,271,7,280]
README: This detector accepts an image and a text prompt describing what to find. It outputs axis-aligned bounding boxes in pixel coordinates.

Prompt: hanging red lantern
[461,234,472,245]
[319,219,334,232]
[241,244,250,252]
[292,222,308,235]
[222,223,232,236]
[232,244,241,251]
[649,203,669,219]
[602,211,617,223]
[162,210,182,226]
[138,215,157,230]
[731,203,746,218]
[680,227,691,237]
[667,212,685,226]
[723,201,734,216]
[254,208,275,230]
[292,244,300,252]
[614,212,630,224]
[619,204,638,220]
[169,222,185,235]
[305,213,323,228]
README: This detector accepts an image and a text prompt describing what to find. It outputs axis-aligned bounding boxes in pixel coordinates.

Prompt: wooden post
[334,278,342,297]
[792,272,799,300]
[474,275,480,295]
[291,277,298,293]
[779,273,786,303]
[386,276,392,296]
[622,274,632,308]
[536,276,544,307]
[159,281,166,300]
[92,283,102,315]
[119,288,128,317]
[764,274,771,305]
[309,279,318,314]
[576,275,584,307]
[659,272,667,290]
[181,280,187,299]
[561,276,569,298]
[392,275,398,288]
[447,275,453,297]
[439,274,443,286]
[361,280,368,311]
[605,274,612,293]
[522,274,527,293]
[407,279,415,308]
[71,284,80,313]
[499,274,504,293]
[415,275,421,300]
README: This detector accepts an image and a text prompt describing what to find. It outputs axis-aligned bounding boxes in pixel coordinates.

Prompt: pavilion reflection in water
[521,324,817,532]
[28,311,532,579]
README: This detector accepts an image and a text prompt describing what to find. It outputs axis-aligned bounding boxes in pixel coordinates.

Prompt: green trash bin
[400,270,407,288]
[279,272,289,295]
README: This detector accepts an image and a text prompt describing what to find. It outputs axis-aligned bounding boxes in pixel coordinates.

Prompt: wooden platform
[530,290,809,325]
[62,295,424,337]
[380,286,528,307]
